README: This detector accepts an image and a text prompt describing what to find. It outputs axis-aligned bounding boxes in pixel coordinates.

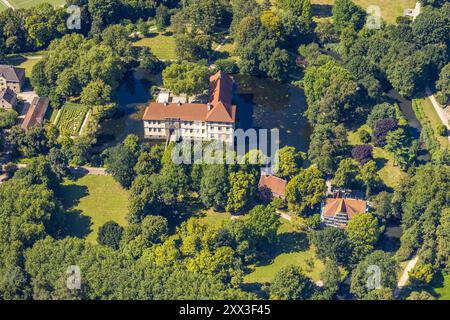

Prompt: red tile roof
[143,70,236,123]
[258,174,287,199]
[21,97,49,131]
[209,70,233,107]
[322,198,367,219]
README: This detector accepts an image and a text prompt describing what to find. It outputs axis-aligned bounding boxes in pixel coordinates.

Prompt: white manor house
[143,71,237,144]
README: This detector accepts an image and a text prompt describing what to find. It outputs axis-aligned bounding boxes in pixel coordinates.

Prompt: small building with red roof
[258,173,287,202]
[320,195,368,228]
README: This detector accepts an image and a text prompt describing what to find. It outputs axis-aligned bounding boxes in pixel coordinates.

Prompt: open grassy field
[0,2,8,11]
[9,0,65,9]
[132,31,177,61]
[348,124,406,189]
[197,208,232,228]
[311,0,416,23]
[244,219,324,284]
[59,175,130,243]
[413,98,450,150]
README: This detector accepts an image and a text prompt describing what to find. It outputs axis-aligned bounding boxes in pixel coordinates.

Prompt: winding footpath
[394,255,419,298]
[425,86,450,143]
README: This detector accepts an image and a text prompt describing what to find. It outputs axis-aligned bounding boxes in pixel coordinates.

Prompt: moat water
[95,71,422,156]
[95,71,313,152]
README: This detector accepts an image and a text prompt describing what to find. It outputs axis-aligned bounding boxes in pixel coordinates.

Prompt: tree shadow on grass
[1,54,27,66]
[254,232,310,266]
[240,282,269,299]
[146,32,159,38]
[48,209,92,239]
[312,4,333,18]
[399,271,444,300]
[60,210,92,238]
[374,157,387,171]
[58,184,89,209]
[164,196,202,233]
[212,50,230,61]
[67,167,89,180]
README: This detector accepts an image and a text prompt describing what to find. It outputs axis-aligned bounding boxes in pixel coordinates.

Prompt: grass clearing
[9,0,66,9]
[132,31,177,61]
[197,208,232,228]
[244,219,324,283]
[434,274,450,300]
[348,124,406,189]
[59,175,129,243]
[413,98,449,150]
[311,0,416,23]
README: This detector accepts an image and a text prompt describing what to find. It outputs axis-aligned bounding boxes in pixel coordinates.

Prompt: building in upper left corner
[0,65,26,93]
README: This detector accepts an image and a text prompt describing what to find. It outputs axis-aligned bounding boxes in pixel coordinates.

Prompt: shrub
[372,118,398,147]
[352,144,373,165]
[367,103,397,129]
[215,58,239,74]
[409,263,434,287]
[3,162,17,178]
[0,108,18,129]
[435,92,447,105]
[436,124,447,136]
[358,129,371,143]
[97,221,124,250]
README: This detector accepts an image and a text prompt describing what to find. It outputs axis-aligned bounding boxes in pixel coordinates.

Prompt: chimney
[177,102,181,106]
[207,102,212,111]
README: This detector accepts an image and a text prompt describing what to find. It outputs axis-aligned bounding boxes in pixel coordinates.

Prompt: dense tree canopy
[162,61,210,96]
[285,167,326,214]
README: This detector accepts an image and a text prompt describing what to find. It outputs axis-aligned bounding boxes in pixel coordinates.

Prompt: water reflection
[233,74,311,152]
[95,72,312,153]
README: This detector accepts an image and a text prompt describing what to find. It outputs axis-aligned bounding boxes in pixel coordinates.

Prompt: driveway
[425,87,450,143]
[17,90,38,106]
[394,255,419,298]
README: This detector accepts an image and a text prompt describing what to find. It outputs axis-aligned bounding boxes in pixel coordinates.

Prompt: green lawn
[311,0,416,23]
[132,31,177,61]
[413,98,449,150]
[244,220,325,283]
[197,208,232,228]
[188,207,325,283]
[434,274,450,300]
[348,124,406,189]
[60,175,130,243]
[9,0,65,9]
[0,2,8,11]
[18,56,42,77]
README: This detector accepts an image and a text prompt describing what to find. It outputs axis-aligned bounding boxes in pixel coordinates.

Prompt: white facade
[144,119,235,144]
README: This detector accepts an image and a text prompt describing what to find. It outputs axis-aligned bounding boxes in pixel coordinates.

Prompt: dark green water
[96,72,313,152]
